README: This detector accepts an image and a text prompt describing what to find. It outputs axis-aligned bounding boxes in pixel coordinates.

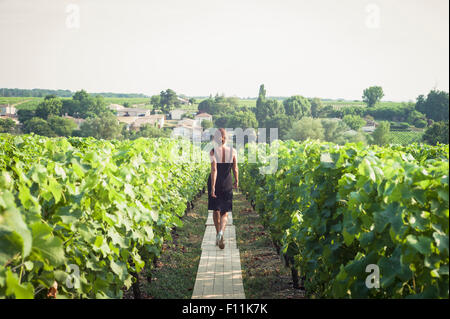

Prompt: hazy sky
[0,0,448,101]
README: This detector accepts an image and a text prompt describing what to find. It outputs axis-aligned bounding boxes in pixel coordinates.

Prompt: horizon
[0,0,448,101]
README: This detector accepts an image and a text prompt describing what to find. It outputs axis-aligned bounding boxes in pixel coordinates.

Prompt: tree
[62,90,111,118]
[159,89,179,113]
[123,101,131,108]
[310,98,323,118]
[225,110,258,129]
[133,124,170,139]
[0,118,16,133]
[189,97,196,105]
[150,95,161,107]
[255,98,284,128]
[415,90,449,122]
[363,86,384,107]
[371,121,390,145]
[422,121,449,145]
[198,98,216,115]
[79,114,122,139]
[201,120,213,129]
[255,84,266,125]
[47,115,77,136]
[285,117,324,141]
[22,117,56,137]
[35,98,63,119]
[264,114,292,140]
[342,115,366,130]
[44,94,57,100]
[214,114,232,128]
[17,109,35,124]
[283,95,311,119]
[198,97,235,116]
[321,118,366,144]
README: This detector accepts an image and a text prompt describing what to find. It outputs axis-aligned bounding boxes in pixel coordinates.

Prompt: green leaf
[432,232,449,255]
[406,235,432,256]
[5,269,34,299]
[48,177,63,204]
[342,229,354,246]
[0,192,32,259]
[31,223,65,266]
[94,236,103,248]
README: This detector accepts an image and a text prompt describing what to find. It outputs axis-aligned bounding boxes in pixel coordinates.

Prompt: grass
[233,190,305,299]
[123,192,208,299]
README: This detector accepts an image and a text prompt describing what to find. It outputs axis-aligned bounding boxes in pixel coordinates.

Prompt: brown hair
[219,128,227,145]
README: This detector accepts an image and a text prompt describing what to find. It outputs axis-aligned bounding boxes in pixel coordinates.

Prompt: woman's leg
[213,210,221,234]
[220,212,228,233]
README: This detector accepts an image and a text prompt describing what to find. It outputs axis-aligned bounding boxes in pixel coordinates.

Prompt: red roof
[196,112,212,117]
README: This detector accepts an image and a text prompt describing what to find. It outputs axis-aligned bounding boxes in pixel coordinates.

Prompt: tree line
[0,88,148,99]
[1,85,448,146]
[0,90,169,140]
[191,84,449,146]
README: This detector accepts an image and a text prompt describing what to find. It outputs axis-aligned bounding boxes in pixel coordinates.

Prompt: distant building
[0,104,16,116]
[116,116,139,130]
[177,97,191,105]
[194,112,212,126]
[62,115,85,128]
[131,114,165,130]
[108,104,125,111]
[178,118,198,128]
[170,109,188,120]
[361,120,377,133]
[172,124,202,142]
[116,108,150,117]
[116,115,165,130]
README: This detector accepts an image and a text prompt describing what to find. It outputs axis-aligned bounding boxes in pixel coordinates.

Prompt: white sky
[0,0,448,101]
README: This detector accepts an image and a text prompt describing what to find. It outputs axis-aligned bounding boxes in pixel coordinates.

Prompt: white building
[116,108,150,117]
[108,104,125,111]
[0,104,16,116]
[172,124,202,142]
[170,109,188,120]
[117,114,165,130]
[116,116,139,130]
[131,114,165,130]
[177,97,191,105]
[178,118,199,128]
[194,112,212,126]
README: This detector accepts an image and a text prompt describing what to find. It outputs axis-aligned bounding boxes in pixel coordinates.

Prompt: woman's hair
[211,128,227,145]
[219,128,227,145]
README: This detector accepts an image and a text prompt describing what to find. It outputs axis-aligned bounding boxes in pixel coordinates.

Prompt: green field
[103,97,151,106]
[321,100,406,109]
[0,97,38,106]
[388,130,424,145]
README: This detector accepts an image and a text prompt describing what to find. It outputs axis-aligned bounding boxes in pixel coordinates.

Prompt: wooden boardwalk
[191,211,245,299]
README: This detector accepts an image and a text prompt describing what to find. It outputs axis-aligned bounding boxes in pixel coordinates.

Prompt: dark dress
[207,151,234,214]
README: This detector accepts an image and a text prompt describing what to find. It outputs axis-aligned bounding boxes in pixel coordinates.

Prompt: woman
[207,128,239,249]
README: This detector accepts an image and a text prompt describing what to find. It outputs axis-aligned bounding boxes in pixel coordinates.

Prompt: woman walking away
[207,128,239,249]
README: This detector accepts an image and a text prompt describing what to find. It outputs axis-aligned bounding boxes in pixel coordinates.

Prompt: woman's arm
[210,150,217,197]
[232,149,239,189]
